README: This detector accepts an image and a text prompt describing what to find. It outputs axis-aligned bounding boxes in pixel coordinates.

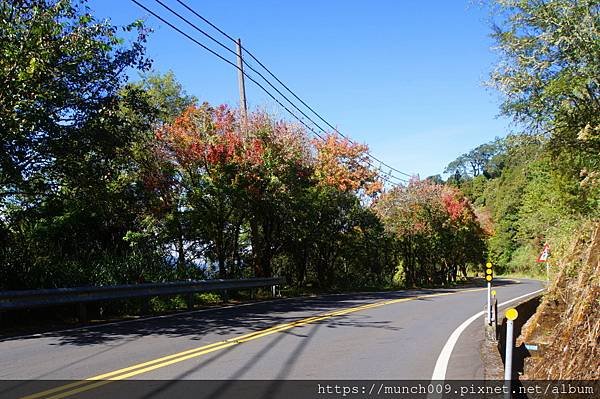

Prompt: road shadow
[1,281,522,348]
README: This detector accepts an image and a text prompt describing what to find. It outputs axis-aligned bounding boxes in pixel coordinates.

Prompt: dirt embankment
[518,223,600,379]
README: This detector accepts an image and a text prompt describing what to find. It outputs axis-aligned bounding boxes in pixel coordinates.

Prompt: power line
[175,0,238,43]
[151,0,339,136]
[131,0,409,185]
[142,1,409,185]
[154,0,237,58]
[129,0,322,141]
[173,0,413,179]
[162,2,411,185]
[137,0,409,186]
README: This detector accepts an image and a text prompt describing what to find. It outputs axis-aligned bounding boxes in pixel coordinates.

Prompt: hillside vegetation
[441,0,599,278]
[519,223,599,379]
[443,0,599,377]
[0,0,486,295]
[0,1,597,367]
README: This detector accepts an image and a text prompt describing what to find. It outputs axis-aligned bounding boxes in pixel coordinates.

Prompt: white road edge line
[430,287,545,381]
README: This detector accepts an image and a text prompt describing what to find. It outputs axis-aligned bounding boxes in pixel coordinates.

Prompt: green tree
[490,0,600,190]
[0,0,150,201]
[0,0,156,289]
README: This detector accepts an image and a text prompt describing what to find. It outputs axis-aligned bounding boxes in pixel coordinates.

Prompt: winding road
[0,279,543,398]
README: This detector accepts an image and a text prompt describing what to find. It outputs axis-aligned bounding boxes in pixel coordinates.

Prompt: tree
[444,139,505,180]
[121,72,198,279]
[128,71,197,125]
[237,113,314,278]
[490,0,600,180]
[0,0,157,289]
[154,106,316,279]
[374,179,487,286]
[153,104,240,278]
[313,133,382,197]
[0,0,150,202]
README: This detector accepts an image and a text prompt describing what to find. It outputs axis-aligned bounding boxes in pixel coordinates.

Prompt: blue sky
[89,0,513,178]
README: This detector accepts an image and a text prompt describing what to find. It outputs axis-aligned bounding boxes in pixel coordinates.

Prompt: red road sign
[536,244,550,263]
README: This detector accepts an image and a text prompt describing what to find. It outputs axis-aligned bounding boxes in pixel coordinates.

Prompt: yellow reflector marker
[485,275,492,282]
[491,290,496,296]
[505,308,518,321]
[486,262,492,269]
[486,269,493,275]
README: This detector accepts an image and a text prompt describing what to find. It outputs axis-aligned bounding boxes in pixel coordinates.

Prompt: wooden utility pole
[236,38,247,120]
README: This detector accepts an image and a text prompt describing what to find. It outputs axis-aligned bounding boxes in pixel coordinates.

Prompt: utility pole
[236,38,247,120]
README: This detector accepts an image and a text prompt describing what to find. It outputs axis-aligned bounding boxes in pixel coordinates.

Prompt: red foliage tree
[313,133,382,196]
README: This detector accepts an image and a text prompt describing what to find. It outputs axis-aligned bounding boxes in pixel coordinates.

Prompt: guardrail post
[221,290,229,303]
[493,296,498,325]
[504,308,518,399]
[186,293,194,311]
[141,298,150,315]
[250,288,255,299]
[271,285,276,298]
[77,303,87,322]
[484,292,499,342]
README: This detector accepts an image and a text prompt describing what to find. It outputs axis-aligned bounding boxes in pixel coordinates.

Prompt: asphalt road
[0,279,543,397]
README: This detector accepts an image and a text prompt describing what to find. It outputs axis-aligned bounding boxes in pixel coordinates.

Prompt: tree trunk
[218,253,226,279]
[232,222,241,278]
[175,211,186,279]
[250,218,262,277]
[260,218,273,277]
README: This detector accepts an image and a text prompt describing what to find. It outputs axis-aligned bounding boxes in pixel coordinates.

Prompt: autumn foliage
[144,103,487,286]
[141,103,392,281]
[156,104,250,168]
[374,179,487,286]
[153,105,383,197]
[314,133,382,196]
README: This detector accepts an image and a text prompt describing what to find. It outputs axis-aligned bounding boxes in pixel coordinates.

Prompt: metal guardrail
[0,277,284,311]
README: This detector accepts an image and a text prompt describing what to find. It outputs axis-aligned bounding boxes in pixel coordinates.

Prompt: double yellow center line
[23,288,485,399]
